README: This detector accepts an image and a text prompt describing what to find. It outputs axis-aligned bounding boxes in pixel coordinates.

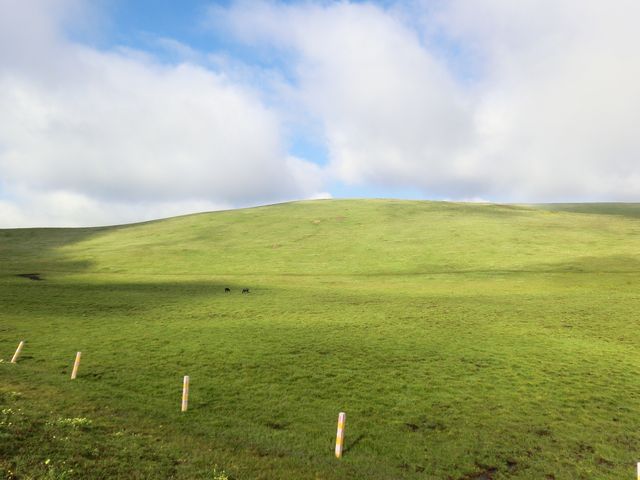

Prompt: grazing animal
[225,287,231,293]
[242,288,250,294]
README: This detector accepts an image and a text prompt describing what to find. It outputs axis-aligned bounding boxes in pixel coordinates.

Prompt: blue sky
[96,0,338,172]
[95,0,474,179]
[102,0,223,51]
[96,0,452,200]
[92,0,473,199]
[1,0,639,226]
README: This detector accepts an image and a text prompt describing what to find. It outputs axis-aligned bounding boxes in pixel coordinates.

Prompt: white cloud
[439,0,640,201]
[217,1,476,193]
[0,188,231,228]
[3,0,640,229]
[0,0,325,227]
[218,0,640,202]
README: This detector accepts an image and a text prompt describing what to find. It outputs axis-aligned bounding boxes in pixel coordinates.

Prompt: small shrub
[212,465,230,480]
[55,417,92,429]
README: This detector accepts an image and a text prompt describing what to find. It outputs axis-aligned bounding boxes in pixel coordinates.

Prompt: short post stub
[71,352,82,379]
[181,375,190,412]
[10,341,25,363]
[335,412,346,458]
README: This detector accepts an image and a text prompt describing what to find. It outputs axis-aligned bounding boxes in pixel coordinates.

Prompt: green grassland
[1,199,640,479]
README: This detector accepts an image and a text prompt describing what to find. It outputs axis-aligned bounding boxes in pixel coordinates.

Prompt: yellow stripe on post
[335,412,346,458]
[181,375,190,412]
[10,341,25,363]
[637,462,639,480]
[71,352,81,379]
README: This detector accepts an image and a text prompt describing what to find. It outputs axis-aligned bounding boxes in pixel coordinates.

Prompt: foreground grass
[1,200,640,479]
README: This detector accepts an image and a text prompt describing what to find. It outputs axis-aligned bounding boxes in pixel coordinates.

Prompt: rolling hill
[1,199,640,479]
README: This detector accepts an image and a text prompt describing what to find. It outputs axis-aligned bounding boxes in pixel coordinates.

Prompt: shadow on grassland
[383,201,538,219]
[529,254,640,273]
[531,203,640,220]
[0,220,165,276]
[0,278,248,318]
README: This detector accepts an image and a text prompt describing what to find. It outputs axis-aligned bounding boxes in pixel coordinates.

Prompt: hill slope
[1,200,640,479]
[2,199,640,275]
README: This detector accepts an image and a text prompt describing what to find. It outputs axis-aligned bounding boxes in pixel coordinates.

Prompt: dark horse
[242,288,250,294]
[225,287,231,293]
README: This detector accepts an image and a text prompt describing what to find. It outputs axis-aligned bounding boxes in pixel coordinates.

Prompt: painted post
[335,412,346,458]
[637,462,639,480]
[181,375,189,412]
[10,341,25,363]
[71,352,82,379]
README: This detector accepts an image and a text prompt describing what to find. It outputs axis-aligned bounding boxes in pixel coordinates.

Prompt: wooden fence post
[10,341,25,363]
[181,375,189,412]
[335,412,346,458]
[71,352,81,379]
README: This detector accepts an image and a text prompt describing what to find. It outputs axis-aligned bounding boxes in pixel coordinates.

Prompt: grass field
[1,199,640,479]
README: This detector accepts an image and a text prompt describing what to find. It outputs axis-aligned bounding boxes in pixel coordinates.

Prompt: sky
[1,0,639,227]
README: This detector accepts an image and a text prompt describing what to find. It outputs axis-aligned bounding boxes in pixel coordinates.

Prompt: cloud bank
[0,0,325,227]
[1,0,640,227]
[218,0,640,202]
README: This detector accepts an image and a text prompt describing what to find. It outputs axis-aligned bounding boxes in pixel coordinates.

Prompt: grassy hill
[1,199,640,479]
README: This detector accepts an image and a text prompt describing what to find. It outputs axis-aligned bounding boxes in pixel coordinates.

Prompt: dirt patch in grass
[15,273,42,281]
[405,420,446,432]
[596,457,614,468]
[265,421,287,430]
[457,464,498,480]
